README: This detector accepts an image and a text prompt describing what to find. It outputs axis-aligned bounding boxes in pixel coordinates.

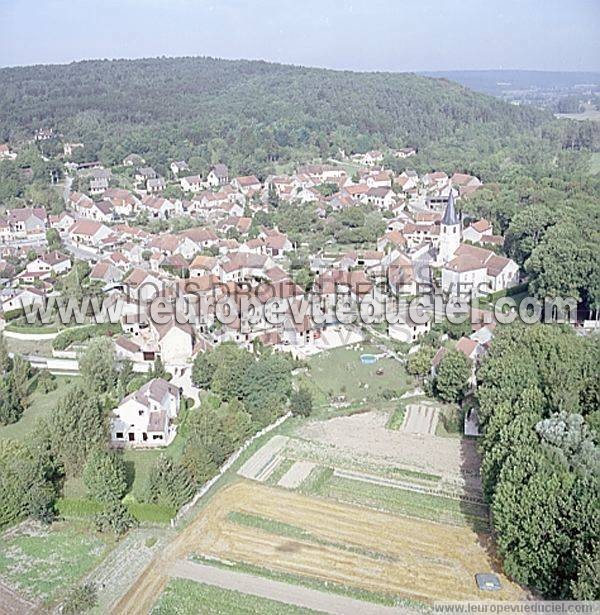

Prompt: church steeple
[442,188,459,226]
[438,184,461,265]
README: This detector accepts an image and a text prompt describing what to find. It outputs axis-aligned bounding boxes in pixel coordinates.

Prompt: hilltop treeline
[1,56,597,178]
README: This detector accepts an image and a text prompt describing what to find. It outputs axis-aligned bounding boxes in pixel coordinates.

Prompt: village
[0,142,524,448]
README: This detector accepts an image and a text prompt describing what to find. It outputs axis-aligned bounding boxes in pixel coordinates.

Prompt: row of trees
[476,324,599,599]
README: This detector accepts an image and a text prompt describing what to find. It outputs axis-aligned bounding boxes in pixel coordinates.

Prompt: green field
[304,345,412,406]
[152,578,321,615]
[304,472,489,531]
[0,375,72,442]
[0,521,111,604]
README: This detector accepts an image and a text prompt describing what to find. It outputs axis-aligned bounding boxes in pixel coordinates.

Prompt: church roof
[441,190,460,226]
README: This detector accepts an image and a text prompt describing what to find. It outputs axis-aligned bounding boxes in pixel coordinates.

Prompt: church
[436,192,520,299]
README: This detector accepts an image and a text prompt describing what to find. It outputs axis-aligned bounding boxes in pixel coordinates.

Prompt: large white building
[110,378,181,447]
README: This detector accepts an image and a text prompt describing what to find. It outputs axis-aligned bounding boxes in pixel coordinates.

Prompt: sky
[0,0,599,72]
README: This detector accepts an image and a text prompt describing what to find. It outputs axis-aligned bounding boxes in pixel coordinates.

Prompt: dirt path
[0,580,36,615]
[170,559,415,615]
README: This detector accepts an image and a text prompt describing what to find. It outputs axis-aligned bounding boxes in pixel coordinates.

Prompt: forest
[1,56,598,180]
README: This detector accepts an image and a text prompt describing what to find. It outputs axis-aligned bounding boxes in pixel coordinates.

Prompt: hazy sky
[1,0,599,71]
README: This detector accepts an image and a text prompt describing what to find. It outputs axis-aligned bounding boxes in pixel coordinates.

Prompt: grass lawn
[589,152,600,175]
[0,375,73,442]
[4,336,54,357]
[122,432,186,501]
[304,344,411,406]
[152,578,321,614]
[0,521,112,605]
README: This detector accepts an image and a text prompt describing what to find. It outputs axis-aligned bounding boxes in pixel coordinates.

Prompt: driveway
[168,365,200,405]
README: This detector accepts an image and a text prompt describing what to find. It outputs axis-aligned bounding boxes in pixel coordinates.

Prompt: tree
[476,324,600,599]
[434,349,471,403]
[145,455,194,509]
[83,449,127,502]
[94,499,137,535]
[180,443,217,487]
[0,440,56,529]
[191,349,218,390]
[45,228,62,250]
[0,334,10,374]
[48,384,108,476]
[36,369,57,394]
[150,355,168,380]
[62,582,98,615]
[406,345,436,380]
[79,337,117,395]
[0,380,24,425]
[290,386,313,417]
[9,354,30,409]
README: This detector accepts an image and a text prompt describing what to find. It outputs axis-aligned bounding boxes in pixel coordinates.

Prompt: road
[169,560,416,615]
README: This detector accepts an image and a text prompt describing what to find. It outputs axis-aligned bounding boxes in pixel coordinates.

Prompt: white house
[68,219,113,246]
[463,219,493,244]
[180,175,204,193]
[26,251,71,277]
[110,378,181,447]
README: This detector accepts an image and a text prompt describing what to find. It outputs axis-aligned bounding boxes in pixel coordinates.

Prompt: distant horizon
[1,54,600,77]
[1,1,598,72]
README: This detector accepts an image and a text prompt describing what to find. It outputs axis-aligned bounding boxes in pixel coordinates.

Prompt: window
[116,432,124,439]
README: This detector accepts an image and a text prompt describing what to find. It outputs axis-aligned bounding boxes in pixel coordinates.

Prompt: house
[232,175,261,194]
[151,318,195,364]
[188,256,218,279]
[206,164,229,187]
[362,150,384,166]
[26,251,71,277]
[463,219,493,243]
[90,260,124,284]
[178,227,219,250]
[49,211,78,233]
[124,268,163,302]
[122,154,146,167]
[140,196,179,219]
[394,147,416,159]
[63,142,84,157]
[110,378,181,447]
[103,188,140,217]
[135,167,158,183]
[366,187,395,209]
[170,160,189,176]
[147,177,166,193]
[68,220,113,246]
[90,177,109,195]
[7,208,47,237]
[180,175,204,193]
[83,200,113,222]
[1,287,46,313]
[450,172,482,196]
[114,336,143,361]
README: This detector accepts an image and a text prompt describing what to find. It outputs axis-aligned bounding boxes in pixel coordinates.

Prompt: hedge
[56,497,174,524]
[52,323,122,351]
